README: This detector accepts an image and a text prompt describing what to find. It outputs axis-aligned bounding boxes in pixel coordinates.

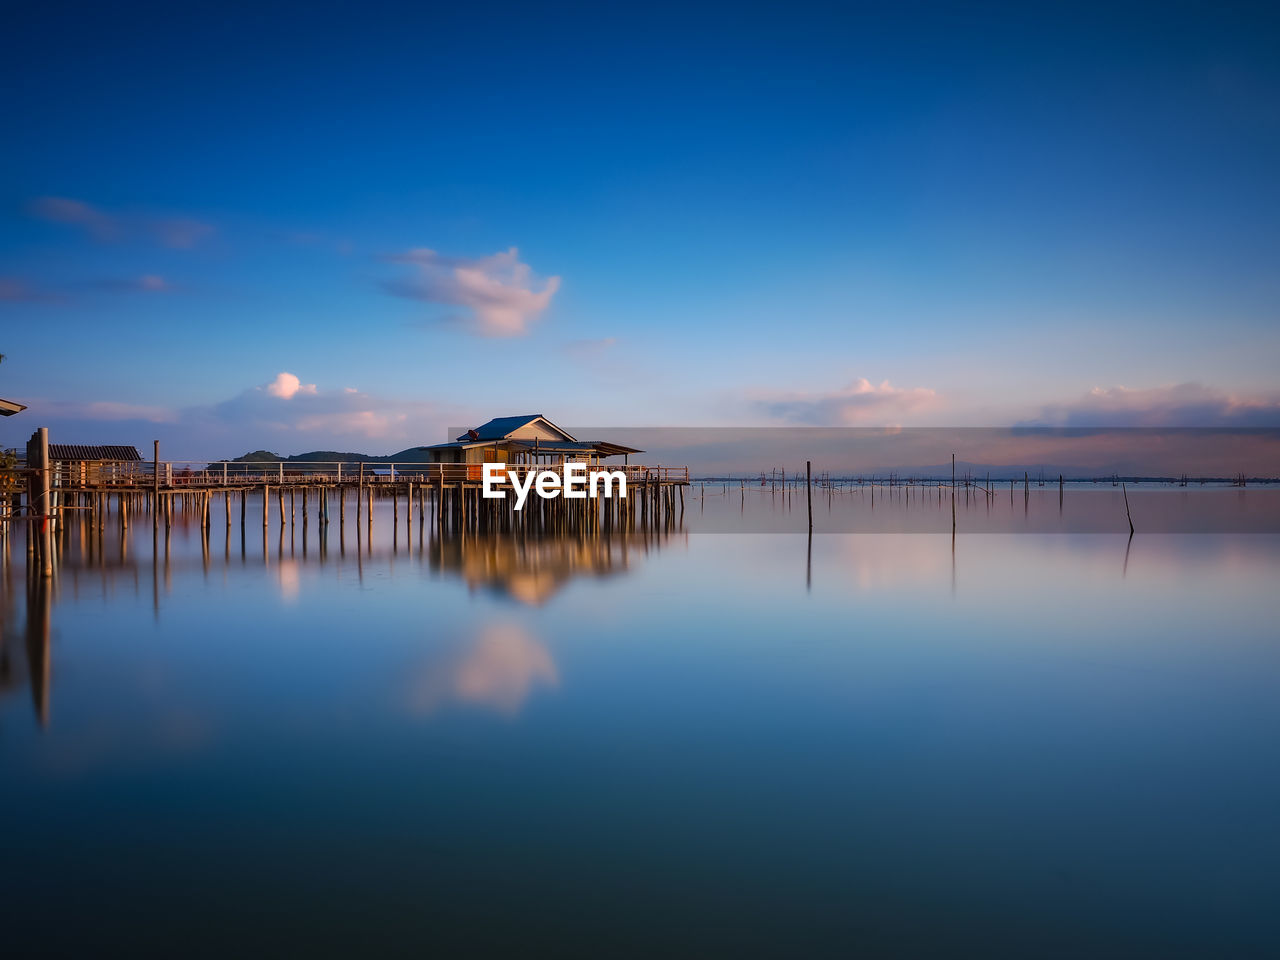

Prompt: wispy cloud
[564,336,617,358]
[27,196,119,241]
[2,273,175,303]
[383,246,561,337]
[0,277,62,303]
[1027,383,1280,427]
[27,196,216,249]
[757,377,939,425]
[151,218,215,249]
[90,274,173,293]
[36,400,178,424]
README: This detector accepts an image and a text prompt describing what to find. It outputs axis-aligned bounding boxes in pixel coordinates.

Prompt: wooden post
[37,427,53,577]
[263,484,269,527]
[153,440,160,530]
[806,460,813,533]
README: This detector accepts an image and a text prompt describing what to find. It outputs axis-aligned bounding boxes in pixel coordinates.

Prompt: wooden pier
[1,432,690,577]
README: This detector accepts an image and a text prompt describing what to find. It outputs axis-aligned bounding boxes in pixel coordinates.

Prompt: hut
[48,444,143,486]
[421,415,642,467]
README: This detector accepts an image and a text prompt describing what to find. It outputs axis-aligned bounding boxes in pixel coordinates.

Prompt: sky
[2,0,1279,459]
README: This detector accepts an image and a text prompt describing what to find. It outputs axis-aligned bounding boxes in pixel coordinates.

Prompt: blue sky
[2,1,1278,457]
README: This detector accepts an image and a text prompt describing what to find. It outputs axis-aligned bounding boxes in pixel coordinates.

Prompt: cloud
[27,196,215,249]
[757,377,939,425]
[0,277,61,303]
[6,372,465,458]
[27,196,119,241]
[384,246,561,337]
[1027,383,1280,427]
[90,274,172,293]
[2,274,174,301]
[35,400,177,423]
[564,336,617,358]
[265,371,317,399]
[150,218,215,249]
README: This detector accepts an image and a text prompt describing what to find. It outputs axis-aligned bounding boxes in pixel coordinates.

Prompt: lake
[2,486,1279,956]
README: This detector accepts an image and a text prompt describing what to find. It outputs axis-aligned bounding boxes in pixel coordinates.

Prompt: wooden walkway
[5,432,690,578]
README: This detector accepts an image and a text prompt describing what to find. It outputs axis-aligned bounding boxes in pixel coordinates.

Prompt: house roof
[455,414,577,443]
[510,440,644,457]
[0,397,26,416]
[48,444,143,461]
[420,439,503,451]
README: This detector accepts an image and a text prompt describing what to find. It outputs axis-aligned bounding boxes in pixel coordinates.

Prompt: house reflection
[408,526,683,717]
[427,526,681,606]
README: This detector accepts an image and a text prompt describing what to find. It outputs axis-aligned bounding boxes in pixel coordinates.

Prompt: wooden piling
[806,460,813,532]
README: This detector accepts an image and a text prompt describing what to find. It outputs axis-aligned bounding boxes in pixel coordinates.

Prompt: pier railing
[42,459,689,490]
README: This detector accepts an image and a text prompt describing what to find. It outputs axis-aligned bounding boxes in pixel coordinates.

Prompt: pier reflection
[0,574,51,728]
[0,493,685,726]
[428,526,680,606]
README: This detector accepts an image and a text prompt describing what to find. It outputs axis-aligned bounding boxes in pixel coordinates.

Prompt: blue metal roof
[456,415,543,441]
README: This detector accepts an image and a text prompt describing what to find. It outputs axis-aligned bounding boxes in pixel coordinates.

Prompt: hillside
[231,447,434,464]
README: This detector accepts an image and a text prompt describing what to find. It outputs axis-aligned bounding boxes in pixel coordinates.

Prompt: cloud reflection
[407,622,559,717]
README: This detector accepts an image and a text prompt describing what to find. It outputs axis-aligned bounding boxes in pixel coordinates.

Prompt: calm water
[3,490,1280,956]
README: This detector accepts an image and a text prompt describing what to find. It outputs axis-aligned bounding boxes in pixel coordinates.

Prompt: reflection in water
[407,621,559,717]
[3,491,1280,956]
[0,494,685,724]
[0,564,52,728]
[429,527,679,606]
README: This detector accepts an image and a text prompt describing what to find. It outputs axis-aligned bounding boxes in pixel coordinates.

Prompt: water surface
[2,493,1279,956]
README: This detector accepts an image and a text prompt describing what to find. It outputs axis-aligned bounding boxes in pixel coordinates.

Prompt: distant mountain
[231,447,434,464]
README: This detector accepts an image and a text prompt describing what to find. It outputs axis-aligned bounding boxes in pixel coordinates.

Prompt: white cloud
[384,246,561,337]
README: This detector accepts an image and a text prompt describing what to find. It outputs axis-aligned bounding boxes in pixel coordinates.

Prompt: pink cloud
[758,377,939,425]
[27,196,119,241]
[27,196,215,249]
[265,372,317,399]
[384,246,561,337]
[0,277,61,303]
[1029,383,1280,427]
